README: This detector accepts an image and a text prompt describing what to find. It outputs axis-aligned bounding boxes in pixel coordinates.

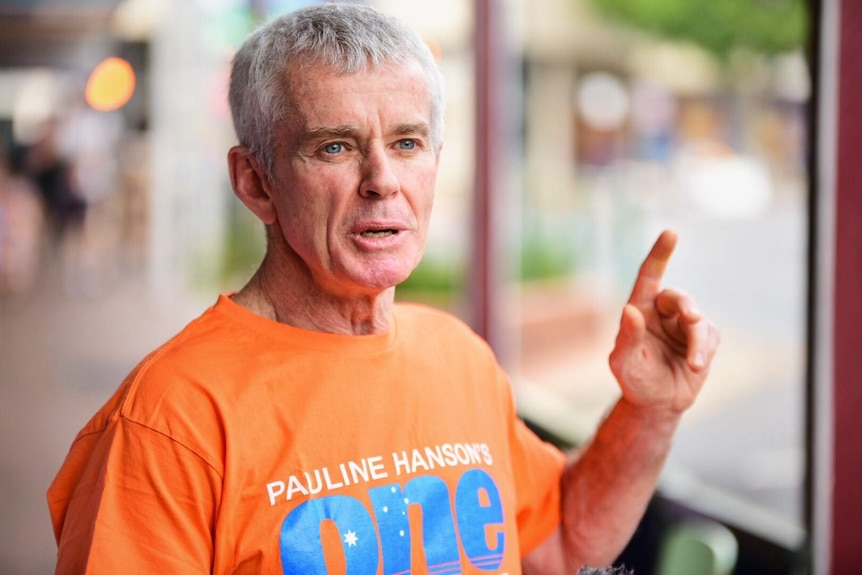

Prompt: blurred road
[0,268,205,574]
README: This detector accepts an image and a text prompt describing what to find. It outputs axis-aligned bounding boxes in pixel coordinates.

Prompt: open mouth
[360,229,398,238]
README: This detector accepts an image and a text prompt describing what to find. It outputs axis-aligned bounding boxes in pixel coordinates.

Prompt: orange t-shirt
[48,295,566,574]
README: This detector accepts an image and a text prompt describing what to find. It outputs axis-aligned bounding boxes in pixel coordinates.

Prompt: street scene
[0,0,810,572]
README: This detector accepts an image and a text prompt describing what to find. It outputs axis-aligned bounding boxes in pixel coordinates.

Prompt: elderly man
[48,4,718,574]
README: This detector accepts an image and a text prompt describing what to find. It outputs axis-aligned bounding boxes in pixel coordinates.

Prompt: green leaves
[589,0,808,58]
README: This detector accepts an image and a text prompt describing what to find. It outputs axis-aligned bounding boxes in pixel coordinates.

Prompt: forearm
[559,397,680,569]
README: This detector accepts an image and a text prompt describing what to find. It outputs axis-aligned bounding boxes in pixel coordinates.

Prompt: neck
[231,253,396,336]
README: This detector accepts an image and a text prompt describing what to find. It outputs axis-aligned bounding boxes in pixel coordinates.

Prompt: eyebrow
[300,125,361,143]
[392,122,431,138]
[299,121,431,143]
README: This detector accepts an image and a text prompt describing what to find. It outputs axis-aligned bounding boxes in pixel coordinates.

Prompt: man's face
[268,60,440,297]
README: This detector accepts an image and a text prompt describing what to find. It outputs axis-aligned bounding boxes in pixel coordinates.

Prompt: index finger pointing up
[628,229,678,305]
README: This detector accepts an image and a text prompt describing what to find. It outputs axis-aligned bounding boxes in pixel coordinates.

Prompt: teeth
[360,230,396,238]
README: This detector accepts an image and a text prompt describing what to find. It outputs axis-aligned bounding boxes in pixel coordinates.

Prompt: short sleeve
[502,370,567,556]
[50,417,222,574]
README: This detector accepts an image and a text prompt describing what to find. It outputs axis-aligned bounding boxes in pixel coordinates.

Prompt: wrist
[616,396,683,433]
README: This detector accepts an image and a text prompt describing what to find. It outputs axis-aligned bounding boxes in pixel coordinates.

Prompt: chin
[341,269,408,293]
[350,257,419,291]
[371,271,413,291]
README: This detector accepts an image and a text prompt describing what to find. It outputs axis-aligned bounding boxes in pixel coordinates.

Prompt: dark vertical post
[472,0,500,351]
[812,0,862,573]
[830,0,862,571]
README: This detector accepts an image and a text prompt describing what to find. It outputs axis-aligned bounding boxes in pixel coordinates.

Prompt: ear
[228,146,277,225]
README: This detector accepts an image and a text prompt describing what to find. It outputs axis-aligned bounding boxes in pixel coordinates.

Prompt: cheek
[418,179,438,230]
[272,186,327,250]
[401,162,438,216]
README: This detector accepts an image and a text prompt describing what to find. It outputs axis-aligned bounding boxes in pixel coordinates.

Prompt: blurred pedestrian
[25,118,85,248]
[23,117,89,293]
[0,147,44,294]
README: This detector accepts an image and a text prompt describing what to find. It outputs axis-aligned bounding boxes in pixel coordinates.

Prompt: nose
[359,145,400,199]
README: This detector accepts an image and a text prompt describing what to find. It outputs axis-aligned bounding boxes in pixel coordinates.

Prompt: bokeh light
[85,57,136,112]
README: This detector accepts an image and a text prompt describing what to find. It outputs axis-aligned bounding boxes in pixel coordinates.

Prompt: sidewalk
[0,270,205,574]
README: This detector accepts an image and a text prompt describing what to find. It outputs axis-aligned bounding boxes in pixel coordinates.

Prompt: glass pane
[511,0,809,531]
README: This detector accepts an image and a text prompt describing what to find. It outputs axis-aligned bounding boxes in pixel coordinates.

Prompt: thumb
[616,304,646,350]
[609,304,646,377]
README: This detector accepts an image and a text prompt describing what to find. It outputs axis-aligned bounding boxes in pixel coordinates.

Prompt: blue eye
[324,143,343,154]
[399,139,416,151]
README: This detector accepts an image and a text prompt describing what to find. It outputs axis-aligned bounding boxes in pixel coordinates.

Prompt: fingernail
[692,352,705,368]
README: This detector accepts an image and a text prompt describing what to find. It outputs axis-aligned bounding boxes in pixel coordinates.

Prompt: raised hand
[608,230,720,414]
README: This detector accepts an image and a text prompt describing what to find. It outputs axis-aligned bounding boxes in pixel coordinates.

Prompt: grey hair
[228,3,445,178]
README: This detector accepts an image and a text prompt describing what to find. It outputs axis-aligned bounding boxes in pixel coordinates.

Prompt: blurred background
[0,0,817,573]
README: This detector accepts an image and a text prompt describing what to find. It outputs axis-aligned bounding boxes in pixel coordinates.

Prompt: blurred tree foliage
[589,0,808,58]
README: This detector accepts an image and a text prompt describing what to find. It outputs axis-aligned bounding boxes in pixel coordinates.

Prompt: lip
[350,220,409,235]
[349,220,411,249]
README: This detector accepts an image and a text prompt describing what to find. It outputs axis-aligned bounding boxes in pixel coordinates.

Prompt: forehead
[282,60,432,130]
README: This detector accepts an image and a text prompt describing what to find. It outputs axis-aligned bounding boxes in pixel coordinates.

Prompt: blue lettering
[368,485,411,574]
[456,470,505,570]
[280,495,379,575]
[279,470,506,575]
[405,476,461,575]
[369,476,462,575]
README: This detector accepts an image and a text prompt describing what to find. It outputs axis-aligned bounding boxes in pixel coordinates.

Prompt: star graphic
[344,530,359,547]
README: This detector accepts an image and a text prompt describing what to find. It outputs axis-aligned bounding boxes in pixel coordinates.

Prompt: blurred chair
[654,519,739,575]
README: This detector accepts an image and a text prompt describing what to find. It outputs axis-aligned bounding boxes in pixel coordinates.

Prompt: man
[48,4,719,574]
